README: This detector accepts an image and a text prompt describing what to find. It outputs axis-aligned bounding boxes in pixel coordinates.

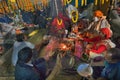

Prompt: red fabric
[52,18,65,30]
[83,36,102,42]
[90,45,107,54]
[100,28,112,39]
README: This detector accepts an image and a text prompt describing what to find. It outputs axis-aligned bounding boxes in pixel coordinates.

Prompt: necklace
[57,19,62,25]
[71,10,78,23]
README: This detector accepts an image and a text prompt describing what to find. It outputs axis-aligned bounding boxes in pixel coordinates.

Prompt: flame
[59,43,68,51]
[63,45,67,49]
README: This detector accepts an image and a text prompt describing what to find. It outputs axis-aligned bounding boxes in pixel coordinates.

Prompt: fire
[62,45,67,49]
[59,43,68,51]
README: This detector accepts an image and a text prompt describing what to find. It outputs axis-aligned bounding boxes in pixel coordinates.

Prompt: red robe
[83,36,102,43]
[90,41,107,54]
[52,18,65,30]
[85,39,107,54]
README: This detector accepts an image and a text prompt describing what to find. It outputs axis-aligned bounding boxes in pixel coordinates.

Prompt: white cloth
[12,41,35,66]
[105,39,116,48]
[100,19,110,28]
[89,51,104,59]
[87,18,111,31]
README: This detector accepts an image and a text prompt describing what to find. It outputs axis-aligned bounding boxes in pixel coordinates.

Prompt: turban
[94,10,103,17]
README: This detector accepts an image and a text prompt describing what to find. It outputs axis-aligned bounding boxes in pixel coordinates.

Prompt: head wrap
[94,10,103,17]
